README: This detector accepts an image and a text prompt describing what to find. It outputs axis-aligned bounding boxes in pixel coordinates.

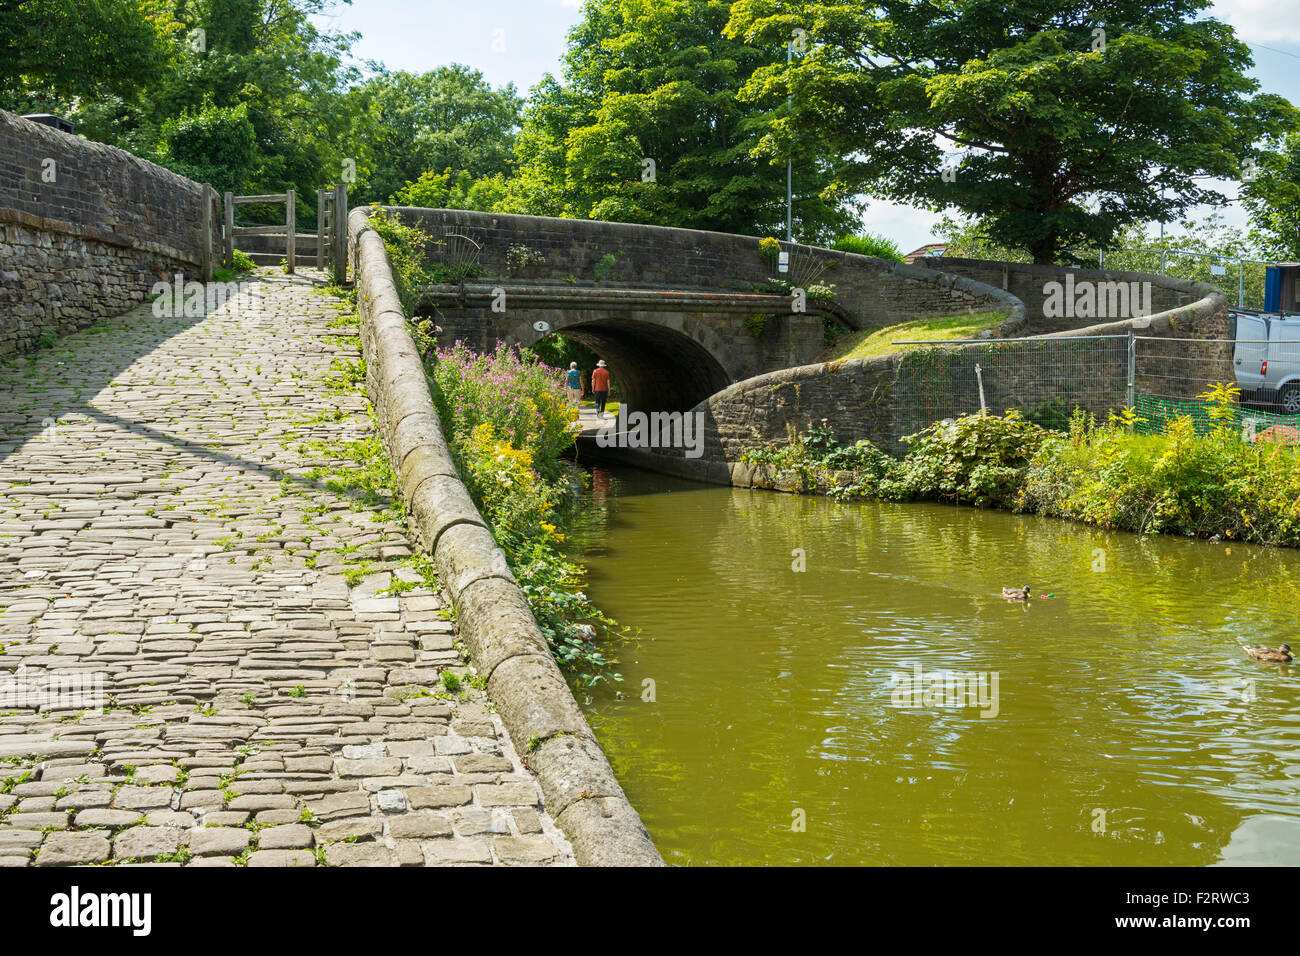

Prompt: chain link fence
[893,333,1300,444]
[893,335,1130,438]
[1132,335,1300,440]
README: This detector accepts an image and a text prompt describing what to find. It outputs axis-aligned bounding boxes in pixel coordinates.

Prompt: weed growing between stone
[743,392,1300,547]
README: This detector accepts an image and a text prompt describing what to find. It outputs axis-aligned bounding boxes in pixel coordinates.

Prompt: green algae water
[566,466,1300,867]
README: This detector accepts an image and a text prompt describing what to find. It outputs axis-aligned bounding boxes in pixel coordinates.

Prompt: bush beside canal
[365,209,625,686]
[426,341,625,686]
[742,390,1300,547]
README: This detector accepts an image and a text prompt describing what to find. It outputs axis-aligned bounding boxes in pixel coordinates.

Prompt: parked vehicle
[1231,309,1300,413]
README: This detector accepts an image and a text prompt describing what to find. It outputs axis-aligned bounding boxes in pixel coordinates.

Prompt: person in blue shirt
[565,362,583,406]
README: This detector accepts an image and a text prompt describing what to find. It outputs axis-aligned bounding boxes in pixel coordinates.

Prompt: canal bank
[350,209,663,866]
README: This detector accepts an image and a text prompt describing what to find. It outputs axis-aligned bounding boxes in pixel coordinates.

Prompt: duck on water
[1243,643,1292,663]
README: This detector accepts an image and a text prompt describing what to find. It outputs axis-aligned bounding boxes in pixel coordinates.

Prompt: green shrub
[894,411,1049,507]
[160,103,256,194]
[593,251,622,283]
[750,403,1300,549]
[744,411,1046,506]
[1021,397,1077,432]
[232,249,256,274]
[1021,408,1300,544]
[830,233,905,263]
[741,421,897,496]
[213,249,258,283]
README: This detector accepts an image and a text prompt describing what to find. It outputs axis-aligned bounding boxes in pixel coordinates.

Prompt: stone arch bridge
[371,207,1021,413]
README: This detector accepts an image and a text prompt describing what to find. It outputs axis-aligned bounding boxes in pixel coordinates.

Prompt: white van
[1232,311,1300,414]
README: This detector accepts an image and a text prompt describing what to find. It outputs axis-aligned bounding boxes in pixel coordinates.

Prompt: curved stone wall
[348,207,663,867]
[582,264,1229,480]
[926,257,1226,337]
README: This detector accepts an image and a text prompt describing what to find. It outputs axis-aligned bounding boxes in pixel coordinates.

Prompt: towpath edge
[348,207,664,867]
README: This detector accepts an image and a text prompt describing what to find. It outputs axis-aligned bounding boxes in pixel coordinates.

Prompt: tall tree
[351,65,523,205]
[1243,131,1300,261]
[503,0,860,241]
[726,0,1295,263]
[29,0,360,213]
[0,0,176,110]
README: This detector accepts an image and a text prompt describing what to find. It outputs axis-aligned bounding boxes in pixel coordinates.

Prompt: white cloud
[1211,0,1300,44]
[857,199,946,255]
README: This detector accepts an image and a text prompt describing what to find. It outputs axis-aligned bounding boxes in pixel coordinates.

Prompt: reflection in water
[565,467,1300,866]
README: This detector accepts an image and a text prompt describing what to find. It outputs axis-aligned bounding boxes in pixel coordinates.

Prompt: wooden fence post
[285,188,296,274]
[317,189,326,271]
[333,182,347,281]
[200,185,213,281]
[223,191,234,269]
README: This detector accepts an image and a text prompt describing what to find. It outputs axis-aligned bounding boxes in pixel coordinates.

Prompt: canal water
[565,466,1300,866]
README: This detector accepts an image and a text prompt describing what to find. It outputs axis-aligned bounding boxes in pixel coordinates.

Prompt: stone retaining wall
[0,109,221,359]
[348,207,663,867]
[604,271,1229,480]
[927,257,1221,336]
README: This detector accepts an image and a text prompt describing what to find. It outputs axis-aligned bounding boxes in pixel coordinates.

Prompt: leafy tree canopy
[1243,132,1300,261]
[502,0,862,242]
[160,101,257,194]
[390,167,509,211]
[726,0,1295,262]
[11,0,360,220]
[352,65,523,205]
[0,0,177,107]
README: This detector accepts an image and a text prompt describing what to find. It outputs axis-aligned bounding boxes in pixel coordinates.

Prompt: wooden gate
[316,184,348,278]
[223,186,347,276]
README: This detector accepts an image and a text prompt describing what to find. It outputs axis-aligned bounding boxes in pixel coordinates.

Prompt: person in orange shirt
[591,359,611,418]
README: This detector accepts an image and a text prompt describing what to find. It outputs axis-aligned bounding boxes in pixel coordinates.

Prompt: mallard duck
[1243,643,1292,663]
[1001,585,1031,600]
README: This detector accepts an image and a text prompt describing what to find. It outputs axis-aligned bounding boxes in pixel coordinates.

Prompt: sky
[312,0,1300,253]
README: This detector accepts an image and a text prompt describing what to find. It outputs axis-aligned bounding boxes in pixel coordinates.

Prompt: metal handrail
[894,334,1129,345]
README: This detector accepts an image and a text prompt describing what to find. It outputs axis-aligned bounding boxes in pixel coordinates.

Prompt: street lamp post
[786,41,793,243]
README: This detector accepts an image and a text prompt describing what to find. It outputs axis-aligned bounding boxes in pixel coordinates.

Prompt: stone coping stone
[349,208,663,867]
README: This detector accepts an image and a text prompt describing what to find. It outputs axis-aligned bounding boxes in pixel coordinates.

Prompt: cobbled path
[0,270,572,867]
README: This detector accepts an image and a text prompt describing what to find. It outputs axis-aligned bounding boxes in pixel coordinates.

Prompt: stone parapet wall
[386,206,1023,331]
[607,259,1231,481]
[927,257,1221,336]
[349,207,663,867]
[613,277,1228,481]
[0,109,221,358]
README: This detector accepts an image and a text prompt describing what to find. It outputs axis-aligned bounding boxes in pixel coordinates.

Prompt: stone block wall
[679,335,1130,466]
[387,207,1022,331]
[0,109,221,358]
[623,276,1227,481]
[349,207,662,866]
[927,257,1217,335]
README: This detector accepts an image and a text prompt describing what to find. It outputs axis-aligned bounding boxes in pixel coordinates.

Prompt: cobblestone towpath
[0,270,573,867]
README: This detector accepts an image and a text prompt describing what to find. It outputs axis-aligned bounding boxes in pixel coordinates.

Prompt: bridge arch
[390,206,1024,413]
[504,310,734,413]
